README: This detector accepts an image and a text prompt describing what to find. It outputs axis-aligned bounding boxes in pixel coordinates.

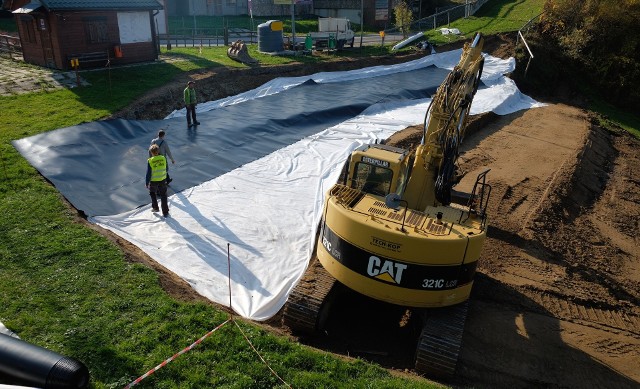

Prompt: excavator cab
[346,143,412,197]
[355,164,392,196]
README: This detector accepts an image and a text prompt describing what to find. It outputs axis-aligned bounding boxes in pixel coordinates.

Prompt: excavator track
[282,257,338,334]
[415,301,469,377]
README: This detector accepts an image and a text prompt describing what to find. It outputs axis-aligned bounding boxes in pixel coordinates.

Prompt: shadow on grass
[69,54,226,112]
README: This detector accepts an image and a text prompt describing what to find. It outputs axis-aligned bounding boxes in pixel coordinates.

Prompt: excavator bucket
[227,40,259,66]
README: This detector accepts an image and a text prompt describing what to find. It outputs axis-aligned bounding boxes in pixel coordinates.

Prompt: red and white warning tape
[123,318,231,388]
[123,244,292,388]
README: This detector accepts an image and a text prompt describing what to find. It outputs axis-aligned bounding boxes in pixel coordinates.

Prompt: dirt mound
[101,34,640,388]
[109,52,427,121]
[453,105,640,388]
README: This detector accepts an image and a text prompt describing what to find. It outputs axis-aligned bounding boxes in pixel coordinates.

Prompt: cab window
[351,162,393,196]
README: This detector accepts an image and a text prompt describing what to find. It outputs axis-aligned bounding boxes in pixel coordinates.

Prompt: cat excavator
[283,33,491,377]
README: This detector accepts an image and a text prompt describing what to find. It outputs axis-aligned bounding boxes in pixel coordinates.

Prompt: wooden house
[11,0,163,70]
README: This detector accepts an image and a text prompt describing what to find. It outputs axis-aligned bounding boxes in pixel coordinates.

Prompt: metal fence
[383,0,490,45]
[157,0,490,49]
[159,28,258,48]
[516,13,543,77]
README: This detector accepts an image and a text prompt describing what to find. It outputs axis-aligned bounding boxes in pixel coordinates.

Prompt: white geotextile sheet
[91,51,544,321]
[164,48,516,119]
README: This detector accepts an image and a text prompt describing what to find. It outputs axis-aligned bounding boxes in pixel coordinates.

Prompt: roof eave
[37,1,163,12]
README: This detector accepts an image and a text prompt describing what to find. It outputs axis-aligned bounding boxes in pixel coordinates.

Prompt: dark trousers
[186,104,197,125]
[163,156,171,182]
[149,180,169,215]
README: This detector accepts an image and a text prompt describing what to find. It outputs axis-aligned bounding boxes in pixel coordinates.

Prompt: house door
[37,17,55,68]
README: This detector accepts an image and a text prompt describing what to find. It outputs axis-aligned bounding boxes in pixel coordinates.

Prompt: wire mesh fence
[157,0,491,49]
[382,0,490,46]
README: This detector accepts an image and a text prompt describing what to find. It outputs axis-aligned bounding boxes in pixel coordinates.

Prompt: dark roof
[38,0,163,11]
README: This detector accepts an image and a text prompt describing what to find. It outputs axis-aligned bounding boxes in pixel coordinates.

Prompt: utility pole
[291,0,296,48]
[163,0,171,49]
[359,0,363,49]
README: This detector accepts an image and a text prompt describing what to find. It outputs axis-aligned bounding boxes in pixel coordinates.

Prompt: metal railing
[157,0,491,49]
[0,34,22,59]
[159,28,258,48]
[516,13,543,77]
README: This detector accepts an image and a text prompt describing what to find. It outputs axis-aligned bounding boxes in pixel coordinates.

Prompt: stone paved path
[0,54,189,96]
[0,56,87,95]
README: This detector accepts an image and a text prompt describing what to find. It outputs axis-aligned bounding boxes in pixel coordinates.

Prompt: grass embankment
[0,42,442,389]
[421,0,545,45]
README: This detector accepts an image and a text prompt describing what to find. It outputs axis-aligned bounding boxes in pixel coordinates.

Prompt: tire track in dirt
[528,290,640,336]
[454,104,640,388]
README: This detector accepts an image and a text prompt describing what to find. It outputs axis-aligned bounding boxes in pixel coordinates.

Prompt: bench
[67,51,110,69]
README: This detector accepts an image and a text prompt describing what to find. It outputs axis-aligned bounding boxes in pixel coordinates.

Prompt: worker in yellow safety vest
[184,80,200,128]
[146,144,170,217]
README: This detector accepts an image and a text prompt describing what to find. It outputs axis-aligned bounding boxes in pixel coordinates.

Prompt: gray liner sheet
[13,65,450,216]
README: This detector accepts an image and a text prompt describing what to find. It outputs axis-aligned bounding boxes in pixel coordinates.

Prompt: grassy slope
[422,0,545,45]
[1,0,637,387]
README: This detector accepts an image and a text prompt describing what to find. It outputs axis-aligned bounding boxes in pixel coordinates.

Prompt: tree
[539,0,640,110]
[394,0,413,38]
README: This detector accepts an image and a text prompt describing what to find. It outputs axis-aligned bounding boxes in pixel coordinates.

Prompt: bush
[394,0,413,38]
[538,0,640,110]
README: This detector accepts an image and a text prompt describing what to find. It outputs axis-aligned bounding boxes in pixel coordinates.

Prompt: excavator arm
[403,33,485,209]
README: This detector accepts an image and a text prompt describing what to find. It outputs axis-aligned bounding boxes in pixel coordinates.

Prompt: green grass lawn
[420,0,545,45]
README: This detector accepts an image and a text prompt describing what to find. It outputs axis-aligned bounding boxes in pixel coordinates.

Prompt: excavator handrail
[460,168,491,228]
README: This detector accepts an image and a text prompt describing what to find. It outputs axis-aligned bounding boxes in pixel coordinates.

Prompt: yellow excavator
[283,33,491,377]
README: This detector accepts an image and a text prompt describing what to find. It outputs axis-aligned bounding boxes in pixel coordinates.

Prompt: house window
[225,0,235,5]
[83,17,108,43]
[21,17,36,43]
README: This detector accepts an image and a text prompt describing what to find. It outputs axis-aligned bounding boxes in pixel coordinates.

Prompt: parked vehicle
[305,18,355,49]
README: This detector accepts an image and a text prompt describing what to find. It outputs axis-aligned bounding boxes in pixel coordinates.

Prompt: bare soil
[99,34,640,388]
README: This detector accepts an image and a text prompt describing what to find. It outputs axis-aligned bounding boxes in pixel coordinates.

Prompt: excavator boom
[404,33,485,209]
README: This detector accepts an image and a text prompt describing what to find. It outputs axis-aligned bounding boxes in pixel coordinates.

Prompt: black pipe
[0,334,89,389]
